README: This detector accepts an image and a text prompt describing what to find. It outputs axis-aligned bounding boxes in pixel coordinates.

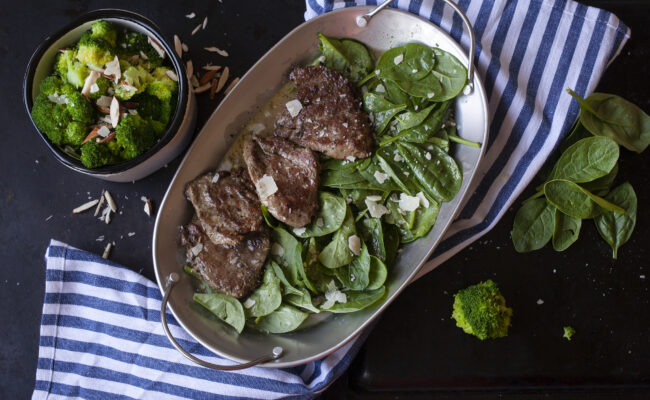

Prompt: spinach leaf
[548,136,619,183]
[243,264,282,318]
[595,182,637,259]
[552,209,582,252]
[357,155,404,192]
[319,207,356,268]
[568,89,650,153]
[511,197,555,253]
[383,79,412,106]
[384,196,415,231]
[293,192,347,238]
[318,34,373,82]
[269,261,303,296]
[193,292,245,333]
[375,43,436,82]
[359,218,386,261]
[271,227,315,292]
[183,265,215,294]
[428,48,468,101]
[321,168,383,190]
[334,241,371,290]
[409,194,441,240]
[367,256,388,290]
[582,162,618,196]
[285,288,320,313]
[304,238,335,293]
[392,72,443,99]
[374,151,415,194]
[383,223,401,267]
[247,304,309,334]
[323,287,386,313]
[396,142,462,201]
[544,179,625,219]
[363,93,407,134]
[384,101,452,145]
[396,105,435,131]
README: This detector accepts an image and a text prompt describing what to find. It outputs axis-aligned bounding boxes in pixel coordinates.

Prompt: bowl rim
[23,8,188,176]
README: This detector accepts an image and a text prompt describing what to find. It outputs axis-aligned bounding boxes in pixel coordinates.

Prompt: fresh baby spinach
[595,182,637,259]
[512,197,555,253]
[552,209,582,252]
[544,179,624,219]
[194,292,245,334]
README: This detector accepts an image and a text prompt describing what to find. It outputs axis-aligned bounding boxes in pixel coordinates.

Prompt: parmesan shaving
[285,99,303,118]
[255,174,278,198]
[348,235,361,256]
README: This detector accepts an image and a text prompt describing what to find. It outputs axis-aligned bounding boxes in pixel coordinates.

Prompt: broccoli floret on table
[54,49,88,88]
[115,114,158,159]
[563,326,576,341]
[80,140,118,168]
[451,280,512,340]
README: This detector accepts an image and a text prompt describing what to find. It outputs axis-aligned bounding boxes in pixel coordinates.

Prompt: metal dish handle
[356,0,475,94]
[160,273,284,370]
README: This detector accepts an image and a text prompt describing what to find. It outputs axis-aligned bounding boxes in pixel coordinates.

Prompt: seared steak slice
[275,65,373,160]
[243,135,319,228]
[180,219,270,299]
[184,169,263,247]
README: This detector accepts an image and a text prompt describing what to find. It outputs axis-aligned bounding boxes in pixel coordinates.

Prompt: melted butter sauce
[217,82,295,171]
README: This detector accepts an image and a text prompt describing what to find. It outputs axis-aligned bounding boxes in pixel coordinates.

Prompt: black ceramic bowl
[23,9,197,182]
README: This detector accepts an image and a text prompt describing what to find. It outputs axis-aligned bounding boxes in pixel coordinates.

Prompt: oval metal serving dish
[153,6,488,368]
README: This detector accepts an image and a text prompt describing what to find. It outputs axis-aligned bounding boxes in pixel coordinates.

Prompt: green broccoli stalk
[452,280,512,340]
[80,140,119,168]
[563,326,576,341]
[115,114,157,159]
[55,49,88,88]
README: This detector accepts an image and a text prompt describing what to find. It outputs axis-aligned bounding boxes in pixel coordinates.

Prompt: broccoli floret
[114,65,151,101]
[80,140,119,168]
[116,32,163,68]
[115,114,157,159]
[132,93,171,135]
[55,49,88,88]
[563,326,575,341]
[146,67,178,102]
[31,93,70,145]
[38,75,64,97]
[452,280,512,340]
[89,76,111,100]
[77,31,114,68]
[89,20,118,47]
[64,121,88,146]
[61,84,93,123]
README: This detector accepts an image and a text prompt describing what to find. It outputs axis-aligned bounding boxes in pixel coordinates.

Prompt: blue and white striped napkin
[34,1,629,398]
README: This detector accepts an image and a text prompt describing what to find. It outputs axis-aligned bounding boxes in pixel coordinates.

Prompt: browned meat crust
[243,135,320,228]
[275,65,373,160]
[180,219,270,299]
[184,169,263,247]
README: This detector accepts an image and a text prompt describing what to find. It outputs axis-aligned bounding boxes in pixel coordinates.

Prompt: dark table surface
[1,1,649,399]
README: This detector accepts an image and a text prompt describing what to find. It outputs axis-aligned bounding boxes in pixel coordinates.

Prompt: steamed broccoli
[114,65,151,100]
[80,140,119,168]
[89,76,111,100]
[30,77,93,146]
[116,31,163,68]
[563,326,575,341]
[55,49,88,88]
[89,20,118,47]
[64,121,88,146]
[76,31,114,68]
[115,114,157,159]
[452,280,512,340]
[145,67,178,126]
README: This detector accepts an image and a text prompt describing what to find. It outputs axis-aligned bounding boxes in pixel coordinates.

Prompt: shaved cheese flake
[147,36,166,59]
[96,95,112,108]
[190,243,203,256]
[365,197,390,219]
[393,53,404,65]
[393,153,403,162]
[104,56,121,83]
[399,193,420,212]
[256,174,278,198]
[348,235,361,256]
[416,192,430,208]
[47,94,68,104]
[323,281,347,309]
[346,155,356,162]
[293,227,307,236]
[427,92,435,99]
[425,152,432,160]
[375,83,386,93]
[81,70,100,97]
[96,125,111,138]
[271,243,284,257]
[316,218,324,227]
[90,83,100,94]
[373,171,389,184]
[109,97,120,128]
[366,195,382,202]
[285,99,303,118]
[243,298,256,309]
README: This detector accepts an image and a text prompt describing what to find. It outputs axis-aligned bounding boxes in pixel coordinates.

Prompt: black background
[1,1,648,399]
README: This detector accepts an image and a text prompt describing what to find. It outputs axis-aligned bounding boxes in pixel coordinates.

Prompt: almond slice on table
[186,60,194,80]
[191,24,202,36]
[199,69,218,85]
[204,47,229,57]
[215,66,229,93]
[73,199,99,214]
[173,35,182,58]
[224,77,239,94]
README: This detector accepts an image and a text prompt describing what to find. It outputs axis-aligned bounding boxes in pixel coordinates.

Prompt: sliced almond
[81,71,100,97]
[103,56,121,83]
[209,79,218,100]
[165,69,178,82]
[94,191,105,217]
[182,43,189,52]
[102,242,113,259]
[193,82,212,94]
[224,77,239,95]
[81,126,101,144]
[204,47,228,57]
[144,198,152,217]
[191,24,202,36]
[104,191,117,212]
[185,12,196,19]
[139,50,149,60]
[73,199,99,214]
[202,64,222,71]
[202,16,208,29]
[199,69,218,85]
[186,60,194,80]
[98,132,116,143]
[215,66,229,93]
[147,36,166,59]
[190,75,199,88]
[109,97,120,128]
[173,35,182,58]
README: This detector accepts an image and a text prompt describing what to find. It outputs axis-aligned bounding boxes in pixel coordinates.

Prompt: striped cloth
[34,1,629,399]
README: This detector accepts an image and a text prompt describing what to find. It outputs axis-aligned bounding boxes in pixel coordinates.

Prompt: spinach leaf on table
[511,197,555,253]
[244,264,282,318]
[581,162,618,196]
[247,304,309,334]
[293,192,347,238]
[544,179,625,219]
[595,182,637,259]
[568,89,650,153]
[193,292,245,333]
[548,136,619,183]
[552,209,582,252]
[322,287,386,313]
